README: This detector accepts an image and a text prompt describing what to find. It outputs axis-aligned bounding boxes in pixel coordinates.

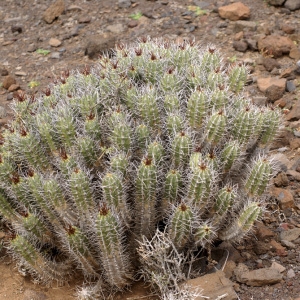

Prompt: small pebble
[287,269,296,278]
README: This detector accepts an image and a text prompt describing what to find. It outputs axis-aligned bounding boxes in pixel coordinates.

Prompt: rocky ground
[0,0,300,299]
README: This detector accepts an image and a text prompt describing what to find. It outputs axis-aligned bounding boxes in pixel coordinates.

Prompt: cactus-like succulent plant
[0,37,281,299]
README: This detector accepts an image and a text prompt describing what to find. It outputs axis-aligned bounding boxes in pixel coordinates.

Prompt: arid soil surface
[1,0,300,299]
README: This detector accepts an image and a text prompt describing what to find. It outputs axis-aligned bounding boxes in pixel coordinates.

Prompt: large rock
[280,228,300,242]
[234,263,283,286]
[257,77,286,93]
[270,187,295,209]
[218,2,250,21]
[185,271,238,300]
[257,77,286,101]
[286,101,300,121]
[2,75,16,89]
[85,35,116,59]
[284,0,300,10]
[43,0,65,24]
[258,35,295,58]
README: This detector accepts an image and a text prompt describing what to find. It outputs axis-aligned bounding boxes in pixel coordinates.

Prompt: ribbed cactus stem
[172,131,192,168]
[213,185,235,223]
[189,151,202,170]
[14,128,49,169]
[56,107,77,149]
[200,48,221,74]
[135,157,157,239]
[58,150,77,179]
[68,168,95,218]
[77,136,98,166]
[228,64,247,93]
[10,173,30,209]
[161,70,180,93]
[206,110,227,145]
[20,212,53,244]
[259,108,281,145]
[36,113,57,153]
[95,205,131,288]
[169,203,193,249]
[210,88,228,110]
[245,157,272,196]
[111,122,132,152]
[162,169,182,212]
[0,190,19,223]
[0,154,15,184]
[166,114,183,137]
[218,202,262,241]
[136,123,150,149]
[232,106,254,145]
[221,141,241,172]
[194,222,216,247]
[139,91,160,129]
[164,93,180,112]
[64,225,100,277]
[10,235,69,282]
[187,90,206,128]
[43,178,74,224]
[109,152,129,176]
[84,113,101,140]
[207,70,224,90]
[187,162,212,210]
[102,172,130,223]
[147,141,164,165]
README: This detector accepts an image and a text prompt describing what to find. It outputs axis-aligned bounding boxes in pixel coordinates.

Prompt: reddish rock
[286,101,300,121]
[255,222,275,240]
[270,239,288,256]
[286,170,300,181]
[128,20,138,28]
[289,139,300,149]
[234,263,283,286]
[186,271,238,299]
[8,83,20,92]
[49,38,62,47]
[274,172,289,187]
[281,24,295,34]
[270,187,294,209]
[262,57,280,72]
[257,35,295,58]
[43,0,65,24]
[2,75,16,89]
[257,77,286,93]
[218,2,250,21]
[289,48,300,60]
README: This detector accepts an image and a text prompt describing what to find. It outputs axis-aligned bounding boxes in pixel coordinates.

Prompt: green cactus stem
[220,140,241,172]
[64,225,100,277]
[245,157,272,196]
[206,110,227,145]
[187,90,206,129]
[95,205,132,288]
[168,203,193,249]
[135,157,157,239]
[228,64,247,93]
[10,235,70,283]
[218,202,262,241]
[187,162,212,210]
[171,131,192,168]
[194,222,216,247]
